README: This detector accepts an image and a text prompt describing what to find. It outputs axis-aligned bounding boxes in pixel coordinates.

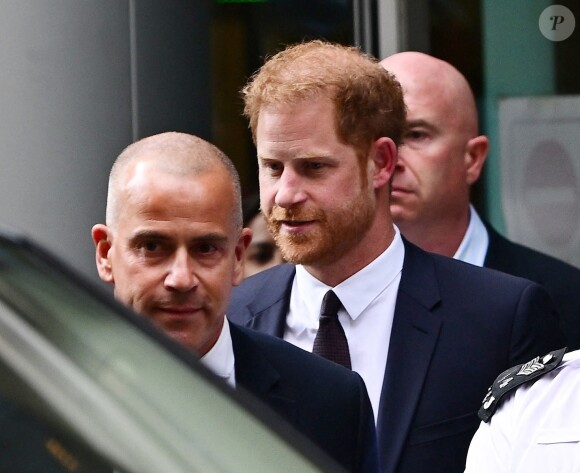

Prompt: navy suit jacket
[484,222,580,349]
[227,240,566,473]
[230,323,378,473]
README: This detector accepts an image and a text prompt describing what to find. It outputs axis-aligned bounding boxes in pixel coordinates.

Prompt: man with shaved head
[91,132,379,473]
[381,52,580,349]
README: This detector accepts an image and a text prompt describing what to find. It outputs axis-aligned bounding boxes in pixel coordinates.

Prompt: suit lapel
[377,241,443,473]
[230,324,297,419]
[483,221,516,271]
[244,265,296,337]
[483,221,537,281]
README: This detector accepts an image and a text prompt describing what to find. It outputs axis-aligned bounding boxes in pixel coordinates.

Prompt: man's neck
[397,210,470,258]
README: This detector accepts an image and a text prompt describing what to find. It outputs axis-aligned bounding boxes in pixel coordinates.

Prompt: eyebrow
[258,153,335,164]
[129,231,229,245]
[129,231,169,243]
[405,119,441,137]
[406,119,435,129]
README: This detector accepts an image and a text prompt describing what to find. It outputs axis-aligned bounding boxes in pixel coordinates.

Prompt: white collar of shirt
[289,226,405,335]
[453,205,489,267]
[200,318,236,388]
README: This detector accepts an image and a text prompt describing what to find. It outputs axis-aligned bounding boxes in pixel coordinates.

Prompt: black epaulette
[478,347,567,422]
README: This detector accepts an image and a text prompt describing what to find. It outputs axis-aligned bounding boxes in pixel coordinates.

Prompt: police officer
[465,347,579,472]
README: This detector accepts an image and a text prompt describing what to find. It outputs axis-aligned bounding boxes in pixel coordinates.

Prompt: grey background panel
[0,1,210,281]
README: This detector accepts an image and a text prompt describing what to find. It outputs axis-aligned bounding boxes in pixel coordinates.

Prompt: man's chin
[166,330,198,352]
[390,204,412,223]
[278,241,336,266]
[273,225,344,266]
[149,318,195,348]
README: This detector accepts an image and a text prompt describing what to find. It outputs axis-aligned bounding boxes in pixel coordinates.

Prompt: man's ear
[91,224,114,284]
[465,135,488,185]
[232,227,253,286]
[370,137,398,189]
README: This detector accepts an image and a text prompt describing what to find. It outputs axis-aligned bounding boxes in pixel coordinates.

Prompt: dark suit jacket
[227,239,566,473]
[230,323,379,473]
[484,222,580,349]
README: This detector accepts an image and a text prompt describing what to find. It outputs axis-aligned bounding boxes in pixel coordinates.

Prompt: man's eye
[248,243,275,264]
[408,131,422,139]
[262,161,283,173]
[143,241,160,252]
[198,242,218,254]
[306,162,325,170]
[135,240,166,258]
[404,129,428,142]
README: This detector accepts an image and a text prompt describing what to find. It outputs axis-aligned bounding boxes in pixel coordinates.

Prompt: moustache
[267,206,325,223]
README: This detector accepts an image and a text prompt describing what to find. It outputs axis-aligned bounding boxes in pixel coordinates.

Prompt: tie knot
[321,290,341,317]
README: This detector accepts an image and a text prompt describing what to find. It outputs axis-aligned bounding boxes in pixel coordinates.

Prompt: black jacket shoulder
[484,222,580,348]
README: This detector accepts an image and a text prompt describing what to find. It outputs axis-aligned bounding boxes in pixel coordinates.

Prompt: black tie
[312,290,351,369]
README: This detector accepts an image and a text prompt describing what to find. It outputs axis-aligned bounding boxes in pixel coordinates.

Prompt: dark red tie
[312,290,351,369]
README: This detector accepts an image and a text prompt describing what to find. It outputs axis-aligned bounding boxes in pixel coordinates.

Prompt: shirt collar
[200,318,236,387]
[295,226,405,321]
[453,205,489,267]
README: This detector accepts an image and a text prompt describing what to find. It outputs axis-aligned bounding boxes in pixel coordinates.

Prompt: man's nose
[164,249,198,292]
[274,169,308,208]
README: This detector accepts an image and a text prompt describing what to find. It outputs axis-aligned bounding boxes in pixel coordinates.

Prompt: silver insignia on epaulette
[483,395,495,410]
[499,377,513,388]
[517,356,544,376]
[542,353,554,364]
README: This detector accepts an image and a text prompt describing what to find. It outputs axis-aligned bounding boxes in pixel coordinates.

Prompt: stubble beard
[264,188,376,267]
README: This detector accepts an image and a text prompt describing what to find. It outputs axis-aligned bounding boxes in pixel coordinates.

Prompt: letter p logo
[539,5,575,41]
[551,15,565,30]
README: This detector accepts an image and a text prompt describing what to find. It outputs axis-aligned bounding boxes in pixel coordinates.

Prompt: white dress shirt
[453,205,489,267]
[464,350,580,473]
[284,227,405,422]
[200,318,236,388]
